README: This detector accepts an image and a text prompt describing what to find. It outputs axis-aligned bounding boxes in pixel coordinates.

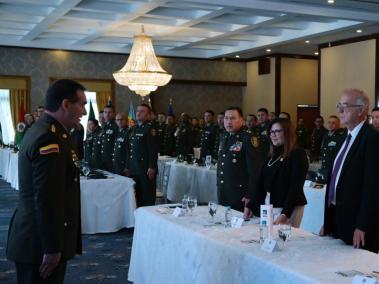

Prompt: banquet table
[6,151,19,190]
[0,147,11,180]
[166,161,218,203]
[129,206,379,284]
[156,156,175,194]
[80,171,136,234]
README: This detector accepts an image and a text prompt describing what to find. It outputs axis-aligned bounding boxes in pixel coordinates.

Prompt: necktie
[327,134,352,206]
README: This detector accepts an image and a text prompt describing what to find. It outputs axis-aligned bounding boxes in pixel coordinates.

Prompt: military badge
[251,136,259,148]
[328,141,337,147]
[230,141,242,152]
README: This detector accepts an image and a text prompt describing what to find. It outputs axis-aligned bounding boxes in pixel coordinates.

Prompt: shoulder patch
[40,144,59,155]
[151,128,157,136]
[251,136,260,148]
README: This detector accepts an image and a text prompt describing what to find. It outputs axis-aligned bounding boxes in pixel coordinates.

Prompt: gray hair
[344,88,369,111]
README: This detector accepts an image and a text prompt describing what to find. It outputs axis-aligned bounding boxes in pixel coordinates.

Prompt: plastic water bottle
[225,206,231,227]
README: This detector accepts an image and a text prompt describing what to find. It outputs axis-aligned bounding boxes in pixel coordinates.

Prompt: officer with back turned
[100,105,118,171]
[112,112,130,175]
[125,104,158,207]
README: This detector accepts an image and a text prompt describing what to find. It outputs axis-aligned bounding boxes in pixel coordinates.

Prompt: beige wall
[320,39,376,119]
[243,58,276,116]
[281,58,318,122]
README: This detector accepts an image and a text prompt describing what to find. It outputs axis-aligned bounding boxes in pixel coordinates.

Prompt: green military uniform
[84,126,99,166]
[90,127,102,169]
[217,128,261,212]
[296,125,308,149]
[191,125,201,148]
[7,114,82,282]
[253,122,270,161]
[156,122,166,155]
[126,122,158,207]
[214,126,226,159]
[100,120,118,171]
[112,127,129,175]
[319,128,347,179]
[175,122,193,156]
[163,124,176,156]
[199,122,218,159]
[310,126,327,162]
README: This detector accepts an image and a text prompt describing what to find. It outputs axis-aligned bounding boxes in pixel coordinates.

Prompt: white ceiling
[0,0,378,59]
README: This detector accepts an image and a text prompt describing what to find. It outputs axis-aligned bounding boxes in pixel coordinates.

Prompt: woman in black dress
[244,118,308,227]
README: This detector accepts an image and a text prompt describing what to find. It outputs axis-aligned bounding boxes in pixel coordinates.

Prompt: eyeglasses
[269,129,283,135]
[336,102,364,113]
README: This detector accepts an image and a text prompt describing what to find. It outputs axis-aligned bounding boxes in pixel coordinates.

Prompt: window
[81,91,99,139]
[0,89,15,144]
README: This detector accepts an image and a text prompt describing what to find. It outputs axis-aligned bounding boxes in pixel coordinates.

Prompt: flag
[88,100,95,120]
[167,98,174,116]
[128,101,136,123]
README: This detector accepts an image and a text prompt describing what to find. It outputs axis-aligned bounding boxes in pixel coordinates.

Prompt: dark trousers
[132,174,156,207]
[15,261,67,284]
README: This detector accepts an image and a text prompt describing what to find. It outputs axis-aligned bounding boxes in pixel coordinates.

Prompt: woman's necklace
[267,155,283,167]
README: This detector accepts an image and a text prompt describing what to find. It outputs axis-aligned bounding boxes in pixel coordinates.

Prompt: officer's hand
[274,214,287,225]
[147,168,156,180]
[243,207,252,220]
[353,228,365,249]
[39,252,61,279]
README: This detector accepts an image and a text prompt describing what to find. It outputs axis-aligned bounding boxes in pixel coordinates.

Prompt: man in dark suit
[7,79,86,283]
[320,89,379,253]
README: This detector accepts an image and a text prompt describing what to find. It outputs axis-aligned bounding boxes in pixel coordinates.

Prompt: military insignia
[50,124,56,133]
[328,141,337,147]
[40,144,59,155]
[106,129,113,134]
[230,141,242,152]
[62,134,67,139]
[71,150,80,168]
[232,158,237,163]
[251,136,260,148]
[151,129,157,136]
[261,130,267,136]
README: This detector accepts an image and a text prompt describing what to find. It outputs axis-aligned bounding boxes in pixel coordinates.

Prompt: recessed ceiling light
[314,52,319,55]
[356,29,362,33]
[305,40,310,44]
[266,49,271,52]
[235,55,240,58]
[327,0,334,4]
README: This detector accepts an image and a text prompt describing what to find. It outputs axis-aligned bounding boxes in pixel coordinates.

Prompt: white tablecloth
[301,183,326,234]
[166,162,218,203]
[129,206,379,284]
[6,152,19,190]
[157,156,175,194]
[0,148,11,179]
[80,171,136,234]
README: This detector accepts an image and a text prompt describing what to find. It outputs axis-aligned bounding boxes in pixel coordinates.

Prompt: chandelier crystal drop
[113,26,172,97]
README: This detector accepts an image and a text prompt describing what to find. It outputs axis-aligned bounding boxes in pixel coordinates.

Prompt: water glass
[278,224,292,248]
[208,201,218,223]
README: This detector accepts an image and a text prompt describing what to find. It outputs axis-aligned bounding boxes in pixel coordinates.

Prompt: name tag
[261,239,279,253]
[231,217,243,228]
[136,133,144,137]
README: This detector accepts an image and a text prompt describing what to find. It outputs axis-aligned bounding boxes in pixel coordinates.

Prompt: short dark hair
[104,105,114,111]
[88,118,99,126]
[45,79,85,112]
[204,110,214,116]
[158,112,166,116]
[372,107,379,112]
[315,115,324,123]
[329,115,339,120]
[225,106,243,117]
[138,103,151,111]
[37,105,45,110]
[99,110,104,114]
[247,114,257,120]
[257,108,269,114]
[218,112,225,116]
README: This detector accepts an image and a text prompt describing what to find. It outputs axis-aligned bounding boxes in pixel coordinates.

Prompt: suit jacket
[7,114,82,264]
[247,148,308,217]
[324,123,379,252]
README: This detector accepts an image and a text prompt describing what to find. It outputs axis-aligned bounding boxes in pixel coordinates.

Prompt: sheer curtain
[0,89,15,144]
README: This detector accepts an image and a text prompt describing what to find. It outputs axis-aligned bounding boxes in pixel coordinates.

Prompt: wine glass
[82,161,90,177]
[208,201,218,223]
[278,224,292,248]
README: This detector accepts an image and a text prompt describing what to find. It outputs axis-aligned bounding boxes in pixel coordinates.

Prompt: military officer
[163,114,176,156]
[200,110,218,159]
[253,108,270,160]
[371,107,379,130]
[191,117,201,147]
[90,120,103,169]
[84,118,99,166]
[156,112,167,154]
[245,114,258,133]
[112,113,129,175]
[175,112,193,157]
[310,115,327,162]
[217,106,261,212]
[100,105,118,171]
[296,118,308,149]
[125,104,158,207]
[7,79,85,283]
[318,115,347,181]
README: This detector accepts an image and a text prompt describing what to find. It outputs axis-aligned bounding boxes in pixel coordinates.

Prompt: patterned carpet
[0,180,133,283]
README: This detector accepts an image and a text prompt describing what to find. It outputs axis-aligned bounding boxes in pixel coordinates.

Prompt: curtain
[0,90,15,144]
[9,89,28,129]
[96,91,111,112]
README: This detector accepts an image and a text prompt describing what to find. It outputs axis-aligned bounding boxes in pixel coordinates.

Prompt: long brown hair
[268,118,297,158]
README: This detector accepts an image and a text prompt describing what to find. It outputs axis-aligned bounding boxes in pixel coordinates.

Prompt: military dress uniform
[156,122,166,155]
[100,120,118,171]
[112,127,129,175]
[69,124,84,161]
[191,125,201,148]
[310,126,327,162]
[175,122,193,156]
[318,128,347,179]
[217,129,261,212]
[199,122,218,159]
[7,114,82,283]
[126,122,158,207]
[90,127,102,169]
[163,124,176,156]
[253,122,270,161]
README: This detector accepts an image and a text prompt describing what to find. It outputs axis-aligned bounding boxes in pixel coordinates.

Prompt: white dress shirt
[331,120,365,205]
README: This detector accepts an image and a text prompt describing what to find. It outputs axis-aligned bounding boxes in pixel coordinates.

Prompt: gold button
[221,180,224,184]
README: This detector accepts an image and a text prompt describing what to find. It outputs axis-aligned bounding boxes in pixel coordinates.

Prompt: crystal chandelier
[113,26,172,96]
